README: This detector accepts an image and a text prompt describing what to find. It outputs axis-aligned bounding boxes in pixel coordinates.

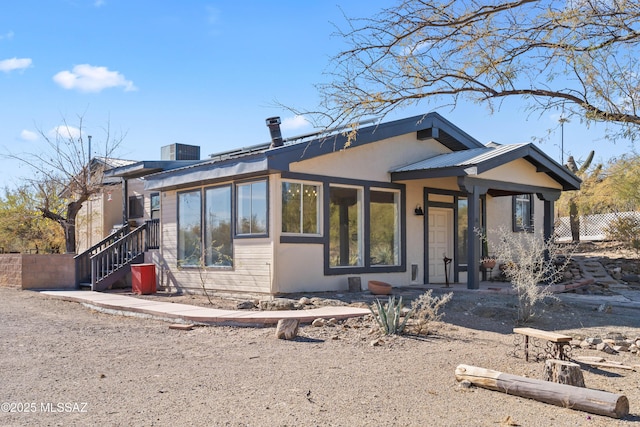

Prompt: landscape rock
[585,337,602,345]
[596,342,618,354]
[260,299,297,311]
[236,300,255,310]
[312,318,325,327]
[621,274,640,283]
[299,297,312,306]
[275,318,299,340]
[605,332,626,341]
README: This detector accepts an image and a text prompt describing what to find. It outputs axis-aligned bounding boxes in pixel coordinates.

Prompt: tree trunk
[455,364,628,419]
[64,201,83,254]
[63,220,76,254]
[543,359,585,387]
[569,199,580,242]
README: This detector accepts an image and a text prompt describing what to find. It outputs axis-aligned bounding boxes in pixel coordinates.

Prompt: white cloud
[0,31,14,40]
[53,64,137,93]
[281,115,311,131]
[94,0,106,7]
[0,57,32,73]
[48,125,81,141]
[20,129,39,142]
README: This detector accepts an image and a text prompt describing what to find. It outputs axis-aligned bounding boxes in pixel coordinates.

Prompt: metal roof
[394,144,527,172]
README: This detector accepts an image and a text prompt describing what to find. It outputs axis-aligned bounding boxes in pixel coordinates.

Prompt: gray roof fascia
[518,144,581,190]
[104,160,205,179]
[391,143,581,191]
[144,156,269,191]
[266,112,485,172]
[417,113,485,151]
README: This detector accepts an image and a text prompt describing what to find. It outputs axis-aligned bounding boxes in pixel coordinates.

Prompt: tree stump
[543,359,585,387]
[275,318,299,340]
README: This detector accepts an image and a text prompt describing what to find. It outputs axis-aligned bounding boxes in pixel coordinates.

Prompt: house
[100,112,580,295]
[74,157,138,254]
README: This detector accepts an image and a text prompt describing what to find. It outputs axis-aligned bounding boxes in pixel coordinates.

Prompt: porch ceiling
[390,143,581,191]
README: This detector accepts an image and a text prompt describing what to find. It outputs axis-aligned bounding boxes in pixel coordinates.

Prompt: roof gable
[266,112,484,171]
[392,143,580,191]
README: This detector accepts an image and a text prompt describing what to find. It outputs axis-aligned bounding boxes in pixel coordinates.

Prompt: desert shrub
[605,215,640,256]
[370,296,412,335]
[409,290,453,335]
[480,227,575,324]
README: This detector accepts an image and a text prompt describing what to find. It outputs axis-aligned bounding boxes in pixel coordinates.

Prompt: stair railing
[75,225,129,285]
[90,224,147,287]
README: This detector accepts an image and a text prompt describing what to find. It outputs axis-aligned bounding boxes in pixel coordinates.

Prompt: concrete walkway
[40,290,371,327]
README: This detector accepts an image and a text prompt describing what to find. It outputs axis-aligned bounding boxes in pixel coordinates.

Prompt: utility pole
[559,116,569,165]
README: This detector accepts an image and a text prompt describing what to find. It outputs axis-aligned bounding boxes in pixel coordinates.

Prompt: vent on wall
[161,143,200,160]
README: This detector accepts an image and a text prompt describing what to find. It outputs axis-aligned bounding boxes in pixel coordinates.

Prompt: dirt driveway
[1,285,639,426]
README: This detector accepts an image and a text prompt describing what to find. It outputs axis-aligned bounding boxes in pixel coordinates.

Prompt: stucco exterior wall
[289,134,450,181]
[485,195,546,255]
[0,254,76,290]
[480,158,563,190]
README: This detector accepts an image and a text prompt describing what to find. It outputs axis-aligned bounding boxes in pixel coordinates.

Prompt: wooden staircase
[75,219,159,291]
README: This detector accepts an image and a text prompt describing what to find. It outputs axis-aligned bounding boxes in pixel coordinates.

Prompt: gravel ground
[1,285,640,427]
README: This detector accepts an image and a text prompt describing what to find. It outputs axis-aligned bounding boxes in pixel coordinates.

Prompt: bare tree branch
[294,0,640,141]
[3,114,126,252]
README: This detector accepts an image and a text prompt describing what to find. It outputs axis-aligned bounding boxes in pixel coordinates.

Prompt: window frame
[369,187,401,267]
[150,192,160,220]
[128,195,144,219]
[204,184,233,268]
[513,194,534,232]
[323,178,406,276]
[235,179,269,238]
[281,179,322,237]
[177,186,235,269]
[328,183,364,268]
[176,189,202,267]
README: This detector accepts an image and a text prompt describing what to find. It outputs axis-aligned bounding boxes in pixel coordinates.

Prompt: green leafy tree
[601,154,640,210]
[0,185,64,253]
[301,0,640,140]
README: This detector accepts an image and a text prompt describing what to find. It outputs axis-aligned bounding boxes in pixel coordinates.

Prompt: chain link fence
[555,211,640,242]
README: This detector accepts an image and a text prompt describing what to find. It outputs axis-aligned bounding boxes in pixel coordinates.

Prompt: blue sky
[0,0,636,190]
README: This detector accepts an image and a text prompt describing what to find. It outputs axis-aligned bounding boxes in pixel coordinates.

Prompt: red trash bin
[131,263,157,295]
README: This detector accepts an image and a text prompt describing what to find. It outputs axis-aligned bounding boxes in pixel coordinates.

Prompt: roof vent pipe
[266,116,283,148]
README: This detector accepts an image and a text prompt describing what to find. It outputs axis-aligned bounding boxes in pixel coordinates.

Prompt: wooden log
[543,359,585,387]
[573,357,638,371]
[455,364,629,419]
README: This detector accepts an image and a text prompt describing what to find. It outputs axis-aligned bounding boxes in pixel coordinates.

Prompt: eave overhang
[391,143,581,192]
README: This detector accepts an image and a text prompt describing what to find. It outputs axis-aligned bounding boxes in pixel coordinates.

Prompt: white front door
[428,208,453,283]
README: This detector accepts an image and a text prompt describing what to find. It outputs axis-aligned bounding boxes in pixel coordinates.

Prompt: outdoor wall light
[414,204,424,216]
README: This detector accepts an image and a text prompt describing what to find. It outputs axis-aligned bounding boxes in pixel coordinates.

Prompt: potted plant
[480,233,496,269]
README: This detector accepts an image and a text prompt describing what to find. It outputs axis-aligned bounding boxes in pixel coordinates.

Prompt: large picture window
[369,189,400,266]
[329,185,362,267]
[177,186,233,268]
[282,181,320,235]
[177,190,201,267]
[236,180,267,236]
[513,194,533,232]
[205,186,232,267]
